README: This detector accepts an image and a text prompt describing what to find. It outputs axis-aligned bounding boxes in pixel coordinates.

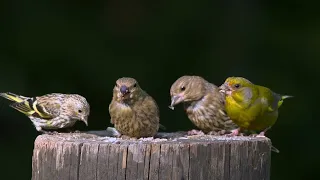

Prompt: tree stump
[32,131,272,180]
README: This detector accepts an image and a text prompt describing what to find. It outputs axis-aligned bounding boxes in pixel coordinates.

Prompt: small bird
[0,92,90,133]
[169,75,238,135]
[219,77,292,137]
[109,77,160,138]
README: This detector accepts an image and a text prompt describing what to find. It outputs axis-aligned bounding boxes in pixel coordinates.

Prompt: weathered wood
[32,131,272,180]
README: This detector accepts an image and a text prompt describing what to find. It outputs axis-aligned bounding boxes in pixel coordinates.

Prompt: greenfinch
[219,77,292,137]
[0,92,90,133]
[109,77,160,138]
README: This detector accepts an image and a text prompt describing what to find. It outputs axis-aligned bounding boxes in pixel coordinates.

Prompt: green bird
[219,77,292,137]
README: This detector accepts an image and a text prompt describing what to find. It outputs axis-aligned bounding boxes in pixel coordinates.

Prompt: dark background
[0,0,318,179]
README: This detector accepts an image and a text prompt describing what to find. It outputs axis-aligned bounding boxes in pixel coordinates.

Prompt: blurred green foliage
[0,0,318,179]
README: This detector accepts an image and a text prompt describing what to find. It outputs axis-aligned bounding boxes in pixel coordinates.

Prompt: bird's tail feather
[271,145,280,153]
[0,92,28,103]
[278,95,293,108]
[281,95,294,100]
[9,101,35,116]
[159,124,167,131]
[0,92,35,116]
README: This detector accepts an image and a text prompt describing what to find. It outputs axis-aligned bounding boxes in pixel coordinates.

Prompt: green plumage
[220,77,292,132]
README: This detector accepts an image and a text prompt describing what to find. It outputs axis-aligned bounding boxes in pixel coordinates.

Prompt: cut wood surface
[32,130,272,180]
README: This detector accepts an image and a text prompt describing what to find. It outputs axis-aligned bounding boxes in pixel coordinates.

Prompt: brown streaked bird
[0,92,90,133]
[169,75,238,135]
[109,77,160,138]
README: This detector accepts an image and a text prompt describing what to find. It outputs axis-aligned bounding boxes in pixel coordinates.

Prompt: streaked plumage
[109,77,160,138]
[0,92,90,133]
[169,75,238,135]
[219,77,292,137]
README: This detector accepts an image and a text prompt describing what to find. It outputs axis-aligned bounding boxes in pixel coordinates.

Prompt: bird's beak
[120,85,130,96]
[81,116,88,126]
[219,83,231,95]
[169,95,184,110]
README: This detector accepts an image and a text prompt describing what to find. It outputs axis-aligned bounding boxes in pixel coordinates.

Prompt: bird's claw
[250,127,270,137]
[41,130,59,135]
[256,131,266,137]
[208,130,226,136]
[120,135,137,140]
[187,129,205,136]
[207,131,219,135]
[226,128,241,137]
[64,128,81,133]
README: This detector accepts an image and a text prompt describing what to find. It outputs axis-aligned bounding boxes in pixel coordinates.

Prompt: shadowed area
[0,0,318,179]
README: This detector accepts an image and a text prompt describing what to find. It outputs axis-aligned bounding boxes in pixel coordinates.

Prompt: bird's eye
[78,110,83,113]
[133,83,137,87]
[180,86,186,91]
[234,84,240,88]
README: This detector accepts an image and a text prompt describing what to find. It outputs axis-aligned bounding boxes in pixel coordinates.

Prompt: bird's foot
[252,127,271,137]
[249,133,258,137]
[139,137,154,141]
[208,130,226,136]
[207,131,218,135]
[41,130,59,135]
[65,128,81,133]
[71,130,81,134]
[226,128,242,137]
[260,126,271,136]
[249,131,267,138]
[256,131,266,138]
[187,129,205,136]
[120,135,137,140]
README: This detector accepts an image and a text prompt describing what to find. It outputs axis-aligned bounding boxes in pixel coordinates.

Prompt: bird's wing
[145,94,160,118]
[10,96,61,119]
[267,92,282,112]
[231,87,254,109]
[257,86,278,112]
[241,97,268,122]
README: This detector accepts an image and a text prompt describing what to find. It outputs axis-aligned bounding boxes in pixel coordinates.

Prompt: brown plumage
[169,75,238,135]
[109,77,160,138]
[0,92,90,133]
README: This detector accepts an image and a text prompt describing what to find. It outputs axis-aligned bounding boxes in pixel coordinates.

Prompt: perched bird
[109,77,160,138]
[169,75,238,135]
[219,77,292,137]
[0,92,90,133]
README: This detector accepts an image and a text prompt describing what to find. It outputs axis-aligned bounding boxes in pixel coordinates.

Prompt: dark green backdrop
[1,0,318,179]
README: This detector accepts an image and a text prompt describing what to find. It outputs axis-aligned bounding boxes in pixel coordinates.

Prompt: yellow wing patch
[32,100,52,118]
[10,98,53,119]
[10,101,35,116]
[0,92,26,103]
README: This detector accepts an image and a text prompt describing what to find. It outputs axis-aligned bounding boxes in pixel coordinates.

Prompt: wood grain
[32,132,272,180]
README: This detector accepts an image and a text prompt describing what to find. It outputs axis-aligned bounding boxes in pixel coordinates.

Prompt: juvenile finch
[0,92,90,133]
[169,75,238,135]
[219,77,292,137]
[109,77,160,138]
